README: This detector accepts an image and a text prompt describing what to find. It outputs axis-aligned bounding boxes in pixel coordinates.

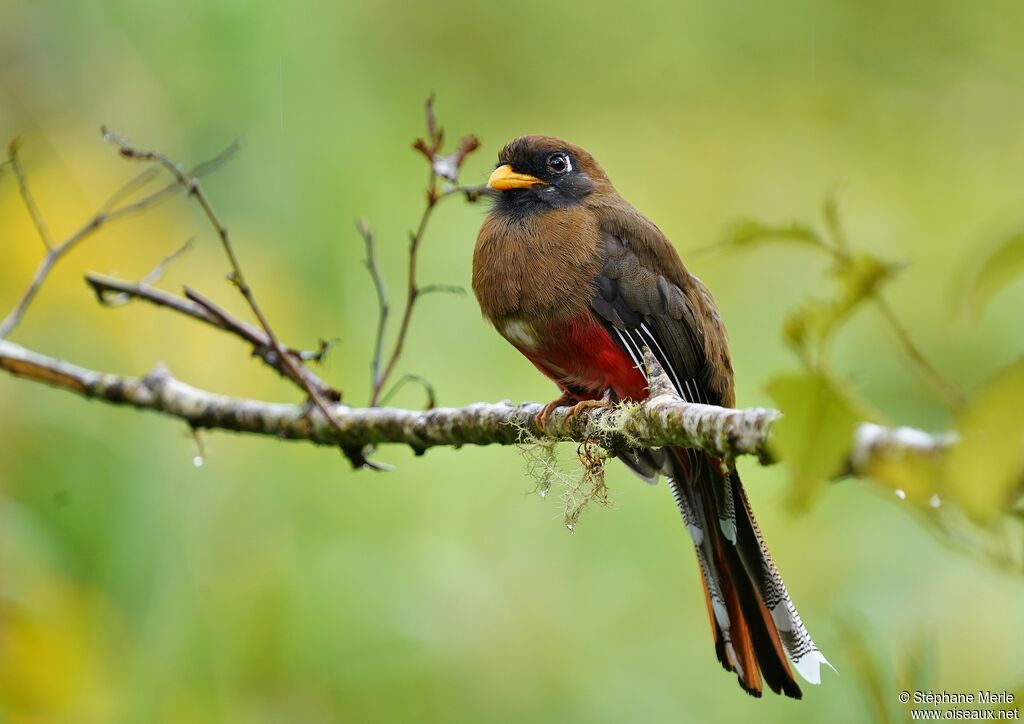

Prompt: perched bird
[472,136,831,698]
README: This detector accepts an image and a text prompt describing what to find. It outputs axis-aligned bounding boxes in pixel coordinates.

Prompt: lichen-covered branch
[0,338,953,471]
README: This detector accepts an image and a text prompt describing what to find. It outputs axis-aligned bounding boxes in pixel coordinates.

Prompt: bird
[472,136,831,698]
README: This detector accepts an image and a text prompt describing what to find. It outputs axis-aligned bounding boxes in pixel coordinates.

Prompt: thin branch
[87,272,216,318]
[379,373,437,409]
[140,237,195,286]
[183,287,271,345]
[84,273,339,401]
[100,128,350,452]
[872,295,966,411]
[369,172,441,406]
[817,203,966,411]
[365,97,485,407]
[1,253,59,340]
[182,287,337,400]
[0,337,954,469]
[93,238,195,307]
[295,338,337,364]
[98,167,160,214]
[357,218,389,401]
[366,182,483,406]
[9,139,54,251]
[0,139,238,339]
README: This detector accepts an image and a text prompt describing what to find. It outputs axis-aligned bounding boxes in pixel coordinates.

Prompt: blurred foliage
[946,361,1024,524]
[724,199,1024,715]
[960,233,1024,322]
[718,199,1024,569]
[4,1,1024,722]
[840,617,940,724]
[765,372,868,509]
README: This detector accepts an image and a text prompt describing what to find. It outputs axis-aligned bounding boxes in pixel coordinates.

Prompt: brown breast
[472,206,602,328]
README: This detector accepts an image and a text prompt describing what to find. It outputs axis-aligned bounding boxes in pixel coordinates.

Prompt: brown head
[486,136,615,216]
[473,136,615,324]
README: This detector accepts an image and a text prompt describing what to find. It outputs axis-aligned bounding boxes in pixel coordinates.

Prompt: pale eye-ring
[546,153,571,174]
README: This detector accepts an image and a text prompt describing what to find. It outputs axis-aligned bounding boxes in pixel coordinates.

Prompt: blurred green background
[2,1,1024,722]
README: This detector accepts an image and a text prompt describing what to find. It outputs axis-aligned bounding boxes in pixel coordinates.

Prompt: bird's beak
[487,164,545,191]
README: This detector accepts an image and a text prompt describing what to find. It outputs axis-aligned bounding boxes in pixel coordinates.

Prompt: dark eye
[546,153,571,174]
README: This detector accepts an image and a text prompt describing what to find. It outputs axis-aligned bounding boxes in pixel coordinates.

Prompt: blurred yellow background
[2,1,1023,722]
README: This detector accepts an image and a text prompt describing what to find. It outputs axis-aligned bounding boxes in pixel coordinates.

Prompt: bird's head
[486,136,610,213]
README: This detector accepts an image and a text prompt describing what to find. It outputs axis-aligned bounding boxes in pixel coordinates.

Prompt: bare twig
[98,166,161,214]
[357,218,389,401]
[365,97,486,407]
[9,138,54,251]
[140,237,195,286]
[294,337,336,364]
[872,295,966,411]
[84,273,338,401]
[182,288,337,399]
[87,273,217,319]
[93,238,195,307]
[379,373,437,409]
[0,138,238,339]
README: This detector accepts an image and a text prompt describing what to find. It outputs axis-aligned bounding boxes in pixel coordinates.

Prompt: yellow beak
[487,164,545,191]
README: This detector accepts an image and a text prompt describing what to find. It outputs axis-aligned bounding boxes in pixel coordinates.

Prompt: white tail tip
[793,650,837,685]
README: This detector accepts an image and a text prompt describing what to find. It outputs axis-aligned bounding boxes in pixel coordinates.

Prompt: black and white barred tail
[622,445,832,698]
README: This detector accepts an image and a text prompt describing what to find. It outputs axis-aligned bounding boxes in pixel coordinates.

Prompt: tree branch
[0,337,953,470]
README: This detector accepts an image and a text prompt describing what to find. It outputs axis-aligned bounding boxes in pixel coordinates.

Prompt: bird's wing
[587,224,726,491]
[588,228,724,406]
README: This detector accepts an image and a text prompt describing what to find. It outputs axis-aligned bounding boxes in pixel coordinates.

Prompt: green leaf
[766,372,868,509]
[960,233,1024,320]
[944,360,1024,523]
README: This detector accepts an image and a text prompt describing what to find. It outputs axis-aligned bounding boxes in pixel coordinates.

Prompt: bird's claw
[534,391,614,436]
[534,393,575,435]
[569,398,613,417]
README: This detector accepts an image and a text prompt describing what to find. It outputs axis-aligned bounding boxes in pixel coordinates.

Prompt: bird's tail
[664,446,831,698]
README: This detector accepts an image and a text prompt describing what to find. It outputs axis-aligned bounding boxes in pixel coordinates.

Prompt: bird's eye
[546,153,571,174]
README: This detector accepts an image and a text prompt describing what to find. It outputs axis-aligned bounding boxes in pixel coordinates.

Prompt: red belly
[514,312,648,402]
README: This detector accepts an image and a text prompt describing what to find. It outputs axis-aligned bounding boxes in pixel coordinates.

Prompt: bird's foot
[535,391,614,435]
[534,392,578,435]
[568,396,614,418]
